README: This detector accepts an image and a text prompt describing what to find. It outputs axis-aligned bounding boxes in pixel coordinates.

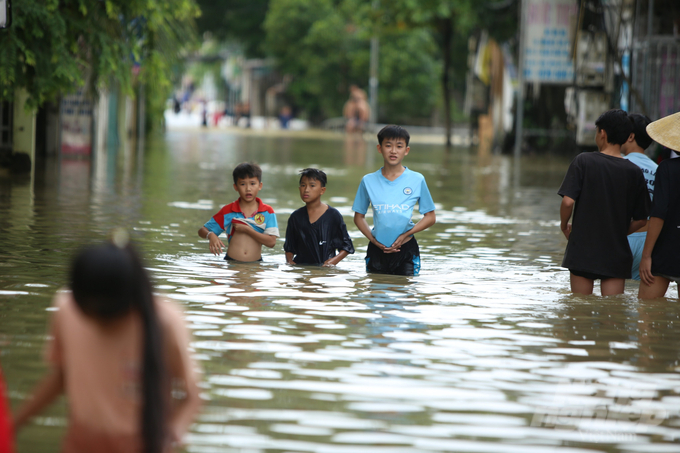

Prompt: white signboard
[523,0,577,84]
[0,0,7,28]
[61,90,93,156]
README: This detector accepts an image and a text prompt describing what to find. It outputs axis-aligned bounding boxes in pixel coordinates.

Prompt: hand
[384,234,407,254]
[323,258,337,267]
[169,425,184,450]
[207,234,225,256]
[561,223,572,240]
[640,256,654,286]
[371,238,387,252]
[231,220,249,234]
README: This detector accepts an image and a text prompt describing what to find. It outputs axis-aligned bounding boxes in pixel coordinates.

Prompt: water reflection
[1,130,679,452]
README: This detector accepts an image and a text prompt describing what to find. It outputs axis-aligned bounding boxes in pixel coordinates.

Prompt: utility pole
[370,37,379,125]
[369,0,379,125]
[514,0,527,158]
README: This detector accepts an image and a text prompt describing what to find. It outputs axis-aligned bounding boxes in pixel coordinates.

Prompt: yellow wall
[13,89,36,169]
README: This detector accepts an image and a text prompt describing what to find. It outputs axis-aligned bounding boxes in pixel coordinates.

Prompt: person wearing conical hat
[639,111,680,298]
[558,109,651,296]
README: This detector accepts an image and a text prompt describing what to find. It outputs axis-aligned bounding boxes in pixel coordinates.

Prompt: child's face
[378,137,410,167]
[233,176,262,203]
[299,176,326,204]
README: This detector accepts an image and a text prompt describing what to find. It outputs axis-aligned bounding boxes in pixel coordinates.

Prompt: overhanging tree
[264,0,440,124]
[195,0,269,58]
[383,0,478,146]
[0,0,199,125]
[383,0,517,145]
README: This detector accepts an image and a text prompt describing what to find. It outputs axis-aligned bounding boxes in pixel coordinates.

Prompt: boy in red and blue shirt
[198,162,279,262]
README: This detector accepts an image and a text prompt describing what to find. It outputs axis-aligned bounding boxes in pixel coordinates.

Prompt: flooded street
[1,130,679,452]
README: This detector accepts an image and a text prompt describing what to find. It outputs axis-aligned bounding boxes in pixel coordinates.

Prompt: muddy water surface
[1,130,679,452]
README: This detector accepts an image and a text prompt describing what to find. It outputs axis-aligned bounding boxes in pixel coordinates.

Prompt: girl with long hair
[14,238,200,452]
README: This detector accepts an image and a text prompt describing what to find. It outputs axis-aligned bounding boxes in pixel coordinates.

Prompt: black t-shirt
[558,152,651,278]
[650,158,680,277]
[284,205,355,265]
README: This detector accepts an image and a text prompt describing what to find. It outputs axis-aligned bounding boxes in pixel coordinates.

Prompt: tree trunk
[440,17,453,147]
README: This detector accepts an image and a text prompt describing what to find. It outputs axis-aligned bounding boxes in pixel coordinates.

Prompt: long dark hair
[70,241,165,453]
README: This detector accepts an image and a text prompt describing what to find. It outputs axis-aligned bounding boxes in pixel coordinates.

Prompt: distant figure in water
[14,234,201,453]
[343,85,370,133]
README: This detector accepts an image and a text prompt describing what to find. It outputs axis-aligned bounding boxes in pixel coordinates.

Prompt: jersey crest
[254,213,265,225]
[403,187,413,195]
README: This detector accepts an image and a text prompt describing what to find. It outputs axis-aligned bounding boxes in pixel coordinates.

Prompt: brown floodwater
[1,129,679,452]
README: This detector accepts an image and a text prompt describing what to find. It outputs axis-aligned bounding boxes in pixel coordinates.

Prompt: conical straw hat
[646,111,680,152]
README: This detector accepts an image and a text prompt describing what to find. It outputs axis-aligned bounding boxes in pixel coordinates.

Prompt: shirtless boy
[284,168,354,266]
[198,162,279,262]
[558,109,650,295]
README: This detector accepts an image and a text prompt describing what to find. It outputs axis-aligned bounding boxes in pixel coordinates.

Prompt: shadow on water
[1,129,679,452]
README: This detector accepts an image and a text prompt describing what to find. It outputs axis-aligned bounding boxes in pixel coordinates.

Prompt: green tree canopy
[195,0,269,58]
[383,0,517,144]
[264,0,440,124]
[0,0,199,113]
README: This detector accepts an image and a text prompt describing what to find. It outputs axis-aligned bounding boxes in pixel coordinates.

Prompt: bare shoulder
[51,289,78,314]
[154,297,187,329]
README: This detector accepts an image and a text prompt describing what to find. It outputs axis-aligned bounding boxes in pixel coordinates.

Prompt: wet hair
[233,162,262,184]
[299,168,327,187]
[595,109,633,146]
[377,125,410,146]
[70,242,166,453]
[628,113,653,150]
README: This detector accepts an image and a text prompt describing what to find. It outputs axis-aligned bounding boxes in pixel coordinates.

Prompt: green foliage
[380,0,517,129]
[195,0,269,58]
[377,29,441,123]
[0,0,199,127]
[264,0,440,124]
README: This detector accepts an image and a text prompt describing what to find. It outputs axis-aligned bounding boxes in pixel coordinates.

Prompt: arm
[628,219,647,235]
[198,226,225,256]
[169,375,201,445]
[560,196,575,240]
[14,369,63,430]
[324,250,349,267]
[353,212,385,250]
[285,252,296,265]
[640,217,664,286]
[164,302,202,445]
[231,221,277,248]
[385,210,436,253]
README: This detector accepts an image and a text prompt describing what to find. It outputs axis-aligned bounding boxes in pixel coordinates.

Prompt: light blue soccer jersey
[625,152,657,200]
[352,167,435,247]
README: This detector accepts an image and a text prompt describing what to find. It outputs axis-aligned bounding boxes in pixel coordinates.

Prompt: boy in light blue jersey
[352,125,436,276]
[621,113,657,280]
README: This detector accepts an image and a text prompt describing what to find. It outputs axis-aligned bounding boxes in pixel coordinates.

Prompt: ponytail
[71,242,166,453]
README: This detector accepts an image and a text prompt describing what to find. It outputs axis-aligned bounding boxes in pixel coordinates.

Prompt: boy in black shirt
[284,168,354,266]
[558,109,651,295]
